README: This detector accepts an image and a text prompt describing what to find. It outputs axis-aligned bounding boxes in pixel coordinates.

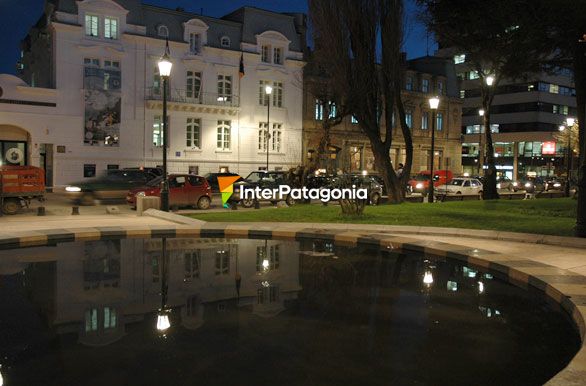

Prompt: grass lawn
[187,198,578,237]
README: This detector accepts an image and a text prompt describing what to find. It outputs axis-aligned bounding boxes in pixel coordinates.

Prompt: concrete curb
[143,209,206,226]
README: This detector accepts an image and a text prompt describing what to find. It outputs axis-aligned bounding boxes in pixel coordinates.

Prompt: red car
[126,174,212,209]
[408,170,453,194]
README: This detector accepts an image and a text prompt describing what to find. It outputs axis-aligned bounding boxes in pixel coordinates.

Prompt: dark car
[204,172,243,193]
[544,177,564,191]
[231,171,295,207]
[348,174,384,205]
[517,176,545,193]
[126,174,212,209]
[496,176,515,191]
[122,167,164,178]
[65,169,159,205]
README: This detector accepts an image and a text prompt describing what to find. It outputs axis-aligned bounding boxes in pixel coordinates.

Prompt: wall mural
[83,66,121,146]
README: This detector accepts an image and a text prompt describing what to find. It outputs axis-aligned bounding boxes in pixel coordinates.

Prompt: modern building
[0,0,306,187]
[302,55,463,175]
[436,47,576,179]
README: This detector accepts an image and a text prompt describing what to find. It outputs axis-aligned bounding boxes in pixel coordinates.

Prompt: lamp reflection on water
[156,237,171,333]
[423,271,434,286]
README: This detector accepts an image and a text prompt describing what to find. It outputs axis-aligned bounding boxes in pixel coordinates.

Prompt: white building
[0,0,306,187]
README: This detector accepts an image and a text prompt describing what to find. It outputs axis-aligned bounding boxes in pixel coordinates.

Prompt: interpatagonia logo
[217,175,242,206]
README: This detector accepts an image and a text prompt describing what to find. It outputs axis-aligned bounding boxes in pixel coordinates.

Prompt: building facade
[0,0,306,187]
[302,56,463,175]
[436,47,577,179]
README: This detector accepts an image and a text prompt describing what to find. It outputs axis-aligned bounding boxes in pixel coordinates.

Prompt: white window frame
[217,75,232,102]
[272,123,282,152]
[217,120,231,150]
[261,44,271,63]
[273,47,283,64]
[258,122,269,151]
[220,36,231,48]
[421,112,429,130]
[189,32,201,54]
[186,71,202,100]
[104,16,118,39]
[186,117,201,148]
[259,80,271,106]
[272,81,283,108]
[153,116,163,147]
[85,14,99,37]
[157,25,169,38]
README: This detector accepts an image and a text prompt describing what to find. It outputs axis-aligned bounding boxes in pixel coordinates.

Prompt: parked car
[122,167,163,178]
[231,171,295,207]
[126,174,212,209]
[496,176,515,191]
[348,174,384,205]
[545,177,564,191]
[408,170,453,194]
[517,176,546,193]
[436,177,483,196]
[204,172,243,193]
[65,169,160,205]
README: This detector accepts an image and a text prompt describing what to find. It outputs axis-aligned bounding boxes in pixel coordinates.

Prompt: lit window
[422,79,430,93]
[153,116,162,147]
[421,112,429,130]
[272,82,283,107]
[217,75,232,102]
[104,17,118,39]
[261,45,270,63]
[549,84,559,94]
[273,47,282,64]
[328,102,337,118]
[217,120,231,150]
[104,307,117,329]
[468,71,480,80]
[186,118,200,148]
[454,54,466,64]
[315,99,324,120]
[437,112,444,131]
[259,80,270,105]
[272,123,282,152]
[220,36,230,48]
[351,115,358,124]
[85,308,98,331]
[85,14,99,37]
[258,122,269,151]
[460,90,466,98]
[405,111,412,128]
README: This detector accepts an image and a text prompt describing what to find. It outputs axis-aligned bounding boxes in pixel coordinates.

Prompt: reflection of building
[0,238,301,346]
[436,48,576,179]
[0,0,306,186]
[303,55,463,174]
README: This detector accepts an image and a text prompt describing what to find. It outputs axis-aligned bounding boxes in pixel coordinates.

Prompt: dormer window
[158,25,169,38]
[85,14,99,37]
[261,45,270,63]
[184,18,209,55]
[104,17,118,39]
[189,33,201,54]
[273,47,282,64]
[220,36,231,48]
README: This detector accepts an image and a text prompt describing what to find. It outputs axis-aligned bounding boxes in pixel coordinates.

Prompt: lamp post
[265,85,272,171]
[428,96,440,203]
[157,40,172,212]
[478,109,485,175]
[561,117,575,197]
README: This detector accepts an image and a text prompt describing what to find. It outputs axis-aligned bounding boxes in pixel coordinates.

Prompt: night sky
[0,0,433,75]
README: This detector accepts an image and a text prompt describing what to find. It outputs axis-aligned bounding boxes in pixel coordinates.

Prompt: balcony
[145,88,239,116]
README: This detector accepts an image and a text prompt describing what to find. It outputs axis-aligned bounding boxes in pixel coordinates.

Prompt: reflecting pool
[0,238,580,386]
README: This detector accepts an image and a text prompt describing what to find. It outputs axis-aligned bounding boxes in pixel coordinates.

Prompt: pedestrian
[396,163,404,178]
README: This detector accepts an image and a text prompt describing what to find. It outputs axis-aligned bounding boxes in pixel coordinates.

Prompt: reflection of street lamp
[265,85,273,171]
[428,96,440,203]
[157,312,171,331]
[156,238,171,333]
[158,39,173,212]
[423,271,434,286]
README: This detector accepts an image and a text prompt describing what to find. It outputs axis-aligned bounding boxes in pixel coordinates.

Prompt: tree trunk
[574,40,586,237]
[396,88,414,191]
[371,140,402,203]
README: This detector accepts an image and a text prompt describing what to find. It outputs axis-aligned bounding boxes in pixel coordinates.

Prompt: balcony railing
[145,88,239,108]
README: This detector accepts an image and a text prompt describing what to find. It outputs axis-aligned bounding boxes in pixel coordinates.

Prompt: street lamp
[265,85,273,171]
[485,75,495,86]
[478,109,485,175]
[428,96,440,203]
[561,117,576,196]
[158,39,172,212]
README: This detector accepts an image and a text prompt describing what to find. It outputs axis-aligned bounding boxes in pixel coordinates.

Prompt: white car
[436,178,483,196]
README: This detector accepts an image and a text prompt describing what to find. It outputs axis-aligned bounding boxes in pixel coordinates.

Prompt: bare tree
[309,0,413,203]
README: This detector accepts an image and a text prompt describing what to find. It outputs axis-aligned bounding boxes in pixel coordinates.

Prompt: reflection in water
[0,238,580,386]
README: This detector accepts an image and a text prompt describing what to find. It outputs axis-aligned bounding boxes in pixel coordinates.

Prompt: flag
[239,52,245,78]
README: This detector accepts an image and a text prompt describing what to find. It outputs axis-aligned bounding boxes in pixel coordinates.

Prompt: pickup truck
[0,166,45,215]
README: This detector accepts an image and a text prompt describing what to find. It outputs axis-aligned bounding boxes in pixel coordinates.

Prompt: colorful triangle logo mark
[217,175,241,206]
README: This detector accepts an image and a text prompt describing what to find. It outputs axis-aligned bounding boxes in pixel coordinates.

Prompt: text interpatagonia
[240,185,368,202]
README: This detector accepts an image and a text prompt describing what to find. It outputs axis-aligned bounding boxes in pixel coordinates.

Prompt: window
[351,115,358,124]
[422,79,430,93]
[460,90,466,99]
[84,58,100,67]
[217,120,231,150]
[272,123,282,152]
[189,33,201,54]
[421,112,429,130]
[157,25,169,38]
[272,82,283,107]
[405,111,412,128]
[258,122,268,151]
[406,76,413,91]
[454,54,466,64]
[184,251,201,281]
[85,308,98,332]
[549,84,559,94]
[261,45,270,63]
[104,17,118,39]
[273,47,282,64]
[217,75,232,102]
[437,113,444,131]
[104,307,117,329]
[220,36,230,48]
[215,250,230,275]
[85,14,99,37]
[257,285,279,304]
[104,60,119,68]
[84,164,96,178]
[437,81,444,95]
[315,99,324,120]
[256,244,280,272]
[186,71,201,99]
[328,102,337,118]
[468,71,480,80]
[259,80,271,106]
[186,118,200,148]
[153,116,162,147]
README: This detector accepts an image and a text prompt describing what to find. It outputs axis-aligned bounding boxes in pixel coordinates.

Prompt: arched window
[157,25,169,38]
[220,36,230,48]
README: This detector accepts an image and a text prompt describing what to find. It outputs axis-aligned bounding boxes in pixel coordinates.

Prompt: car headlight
[553,183,561,187]
[135,192,146,197]
[513,182,518,187]
[525,182,531,188]
[65,186,81,192]
[416,183,423,189]
[496,183,501,189]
